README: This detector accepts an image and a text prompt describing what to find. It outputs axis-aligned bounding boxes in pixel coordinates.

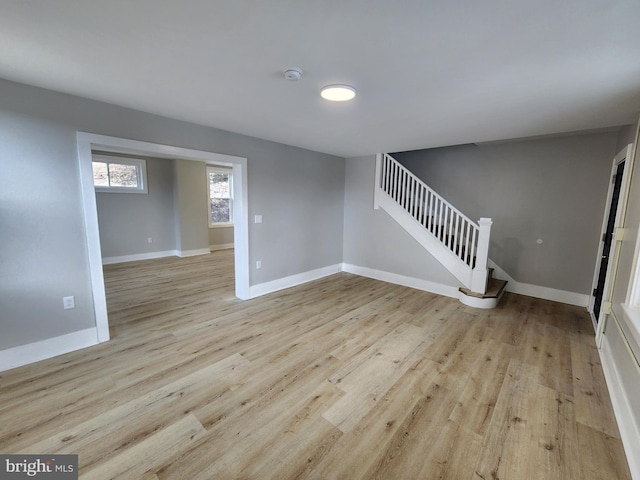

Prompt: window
[207,166,233,226]
[619,226,640,359]
[92,154,148,193]
[629,228,640,308]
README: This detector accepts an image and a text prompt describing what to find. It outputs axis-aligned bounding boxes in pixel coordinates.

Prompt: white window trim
[207,166,233,227]
[621,224,640,352]
[618,123,640,354]
[628,229,640,308]
[93,154,148,193]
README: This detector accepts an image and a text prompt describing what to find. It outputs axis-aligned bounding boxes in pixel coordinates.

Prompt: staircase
[374,153,506,308]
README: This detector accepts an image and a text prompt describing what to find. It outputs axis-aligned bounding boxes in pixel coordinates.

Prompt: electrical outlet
[63,296,75,309]
[256,260,262,269]
[148,237,153,243]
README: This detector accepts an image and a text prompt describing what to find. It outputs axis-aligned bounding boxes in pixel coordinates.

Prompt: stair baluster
[374,153,492,294]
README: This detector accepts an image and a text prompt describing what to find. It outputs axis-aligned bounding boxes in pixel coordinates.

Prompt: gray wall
[0,78,344,350]
[97,156,236,258]
[174,159,209,253]
[209,227,234,248]
[342,155,460,286]
[394,132,619,294]
[250,143,345,281]
[0,111,95,348]
[96,156,176,258]
[616,123,637,151]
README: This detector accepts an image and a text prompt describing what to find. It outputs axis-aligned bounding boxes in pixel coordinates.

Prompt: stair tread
[459,277,507,299]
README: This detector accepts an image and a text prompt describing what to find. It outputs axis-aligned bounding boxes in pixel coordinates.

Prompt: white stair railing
[374,153,491,293]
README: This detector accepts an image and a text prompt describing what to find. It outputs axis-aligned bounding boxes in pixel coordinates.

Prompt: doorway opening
[77,132,250,344]
[593,159,625,322]
[590,144,634,340]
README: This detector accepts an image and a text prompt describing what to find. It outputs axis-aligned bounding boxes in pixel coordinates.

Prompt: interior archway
[76,132,250,343]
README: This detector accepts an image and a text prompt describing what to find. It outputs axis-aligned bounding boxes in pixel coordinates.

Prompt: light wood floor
[0,250,631,479]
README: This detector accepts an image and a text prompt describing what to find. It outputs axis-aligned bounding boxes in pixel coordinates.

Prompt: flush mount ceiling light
[320,84,356,102]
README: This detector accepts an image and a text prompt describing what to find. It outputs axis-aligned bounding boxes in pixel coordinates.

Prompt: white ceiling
[1,1,639,157]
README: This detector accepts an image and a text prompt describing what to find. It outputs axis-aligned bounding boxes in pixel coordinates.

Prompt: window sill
[95,187,147,194]
[209,223,234,229]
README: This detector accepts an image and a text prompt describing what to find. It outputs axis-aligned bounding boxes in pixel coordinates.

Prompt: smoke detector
[283,67,303,81]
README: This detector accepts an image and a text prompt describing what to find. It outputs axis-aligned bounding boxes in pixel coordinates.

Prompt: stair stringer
[378,191,473,289]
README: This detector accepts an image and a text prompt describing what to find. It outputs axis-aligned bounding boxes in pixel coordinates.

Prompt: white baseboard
[103,247,212,264]
[0,328,99,373]
[1,260,590,374]
[599,329,640,480]
[178,248,212,257]
[249,262,459,301]
[342,264,459,299]
[507,282,589,307]
[249,264,343,298]
[342,261,588,307]
[210,243,234,251]
[488,260,589,307]
[102,250,178,265]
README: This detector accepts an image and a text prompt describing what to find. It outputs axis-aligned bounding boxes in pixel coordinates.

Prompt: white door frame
[76,132,250,343]
[591,143,634,345]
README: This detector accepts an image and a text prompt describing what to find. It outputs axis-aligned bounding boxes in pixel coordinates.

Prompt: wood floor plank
[0,251,631,479]
[570,338,621,438]
[527,384,581,480]
[416,419,484,480]
[447,339,514,437]
[11,354,249,464]
[474,359,543,479]
[228,384,344,479]
[575,422,631,480]
[81,414,207,479]
[308,360,443,480]
[520,326,574,396]
[362,380,458,480]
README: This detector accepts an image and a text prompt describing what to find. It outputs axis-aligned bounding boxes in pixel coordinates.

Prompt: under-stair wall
[393,134,618,296]
[342,155,465,295]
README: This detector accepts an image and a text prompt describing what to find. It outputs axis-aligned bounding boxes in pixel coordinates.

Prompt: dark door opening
[593,160,625,322]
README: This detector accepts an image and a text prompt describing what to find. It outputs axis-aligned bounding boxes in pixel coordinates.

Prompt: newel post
[373,153,382,210]
[470,217,493,294]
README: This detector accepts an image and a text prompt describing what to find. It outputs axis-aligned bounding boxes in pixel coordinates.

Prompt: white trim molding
[103,248,213,265]
[178,248,211,258]
[76,132,251,350]
[342,264,459,299]
[249,264,343,298]
[599,319,640,480]
[488,260,588,307]
[506,282,588,307]
[77,134,110,343]
[102,250,179,265]
[210,243,234,251]
[255,262,585,308]
[0,328,98,373]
